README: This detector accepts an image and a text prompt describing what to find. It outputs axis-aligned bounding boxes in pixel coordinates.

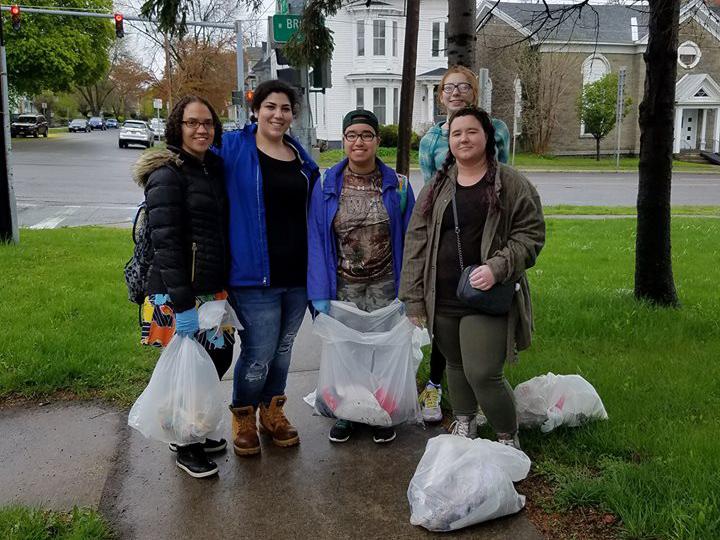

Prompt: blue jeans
[228,286,307,408]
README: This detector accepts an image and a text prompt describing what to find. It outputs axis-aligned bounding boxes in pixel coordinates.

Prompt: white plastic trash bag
[128,335,224,444]
[313,300,422,426]
[197,299,242,334]
[515,372,608,433]
[408,435,531,532]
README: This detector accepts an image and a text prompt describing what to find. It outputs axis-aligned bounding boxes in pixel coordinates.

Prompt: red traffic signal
[114,13,124,38]
[245,90,254,104]
[10,5,21,31]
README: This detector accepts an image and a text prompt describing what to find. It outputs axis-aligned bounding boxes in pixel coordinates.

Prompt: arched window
[582,54,610,86]
[580,54,611,136]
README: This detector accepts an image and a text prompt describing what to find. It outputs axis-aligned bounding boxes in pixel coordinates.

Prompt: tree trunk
[595,136,600,161]
[396,0,420,177]
[447,0,476,71]
[635,0,679,306]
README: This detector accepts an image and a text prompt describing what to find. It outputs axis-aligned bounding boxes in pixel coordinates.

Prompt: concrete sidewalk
[1,314,541,539]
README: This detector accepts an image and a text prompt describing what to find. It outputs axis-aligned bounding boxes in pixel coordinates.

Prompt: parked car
[119,120,154,149]
[88,117,107,131]
[11,114,49,138]
[149,117,166,140]
[105,118,119,129]
[68,119,91,133]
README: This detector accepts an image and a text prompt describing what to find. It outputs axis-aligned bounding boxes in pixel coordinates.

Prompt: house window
[393,87,399,124]
[373,20,385,56]
[356,88,364,109]
[432,22,440,57]
[444,23,448,57]
[678,41,701,69]
[392,21,398,56]
[373,87,386,124]
[357,20,365,56]
[580,54,610,135]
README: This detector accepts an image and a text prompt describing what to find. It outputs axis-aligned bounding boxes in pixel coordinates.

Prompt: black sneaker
[372,426,396,444]
[169,438,227,454]
[175,444,219,478]
[328,419,354,443]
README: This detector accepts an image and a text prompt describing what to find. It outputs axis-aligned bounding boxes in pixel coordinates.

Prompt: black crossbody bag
[451,195,516,316]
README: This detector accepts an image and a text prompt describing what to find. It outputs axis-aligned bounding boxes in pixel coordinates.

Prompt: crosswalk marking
[28,207,78,229]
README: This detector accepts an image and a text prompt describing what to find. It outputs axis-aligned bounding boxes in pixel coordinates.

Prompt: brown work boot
[229,405,260,456]
[258,395,300,447]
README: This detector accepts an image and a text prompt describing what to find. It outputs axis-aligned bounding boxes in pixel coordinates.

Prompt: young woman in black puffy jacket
[132,96,234,479]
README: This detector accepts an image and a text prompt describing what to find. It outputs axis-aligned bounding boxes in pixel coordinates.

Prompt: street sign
[153,98,162,110]
[273,14,301,43]
[41,102,47,110]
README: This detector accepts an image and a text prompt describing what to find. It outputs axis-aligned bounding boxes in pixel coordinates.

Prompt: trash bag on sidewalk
[128,334,224,444]
[515,372,608,433]
[408,435,531,531]
[313,300,422,426]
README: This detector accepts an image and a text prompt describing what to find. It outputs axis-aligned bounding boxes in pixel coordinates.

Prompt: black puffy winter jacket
[132,146,229,312]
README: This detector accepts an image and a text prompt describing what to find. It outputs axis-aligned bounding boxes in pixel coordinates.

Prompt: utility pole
[447,0,477,71]
[396,0,420,177]
[163,33,173,112]
[0,13,18,243]
[235,20,246,126]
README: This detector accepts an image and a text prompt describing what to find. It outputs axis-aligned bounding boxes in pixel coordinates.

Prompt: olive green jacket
[399,163,545,362]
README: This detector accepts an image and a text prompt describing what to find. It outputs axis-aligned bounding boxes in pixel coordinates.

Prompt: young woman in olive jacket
[399,107,545,449]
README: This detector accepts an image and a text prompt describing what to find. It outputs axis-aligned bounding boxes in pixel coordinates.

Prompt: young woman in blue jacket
[217,80,320,457]
[307,109,415,445]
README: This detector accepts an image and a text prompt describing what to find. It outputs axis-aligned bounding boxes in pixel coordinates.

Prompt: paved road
[10,131,720,228]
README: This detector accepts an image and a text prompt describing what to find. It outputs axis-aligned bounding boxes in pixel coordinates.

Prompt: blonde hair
[436,65,479,111]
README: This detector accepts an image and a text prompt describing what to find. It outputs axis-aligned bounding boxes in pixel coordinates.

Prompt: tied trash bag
[128,334,224,444]
[408,435,531,532]
[515,372,608,433]
[313,300,422,426]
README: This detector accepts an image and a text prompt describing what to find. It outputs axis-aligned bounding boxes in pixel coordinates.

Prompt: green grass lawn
[543,205,720,217]
[0,506,112,539]
[317,147,419,167]
[1,220,720,538]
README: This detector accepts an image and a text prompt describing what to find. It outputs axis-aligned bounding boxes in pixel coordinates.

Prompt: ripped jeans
[228,286,307,408]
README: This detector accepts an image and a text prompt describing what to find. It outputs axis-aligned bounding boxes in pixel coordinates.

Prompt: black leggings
[207,345,233,380]
[429,339,446,385]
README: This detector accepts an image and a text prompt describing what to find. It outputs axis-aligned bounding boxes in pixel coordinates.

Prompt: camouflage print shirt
[333,166,393,283]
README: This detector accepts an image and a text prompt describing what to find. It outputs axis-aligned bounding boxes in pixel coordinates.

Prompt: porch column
[427,85,434,123]
[700,108,708,151]
[674,106,683,153]
[714,108,720,153]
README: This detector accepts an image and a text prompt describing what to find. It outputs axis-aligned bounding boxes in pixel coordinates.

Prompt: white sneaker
[419,383,443,423]
[449,415,477,439]
[498,433,521,450]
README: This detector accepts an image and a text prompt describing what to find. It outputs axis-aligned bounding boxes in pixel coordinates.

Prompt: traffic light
[10,5,21,31]
[245,90,254,105]
[114,13,124,38]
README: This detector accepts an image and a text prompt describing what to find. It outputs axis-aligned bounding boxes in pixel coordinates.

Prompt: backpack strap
[396,173,408,214]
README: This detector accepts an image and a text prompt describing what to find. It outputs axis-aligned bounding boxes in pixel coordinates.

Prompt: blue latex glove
[152,293,170,306]
[312,300,330,315]
[175,308,199,338]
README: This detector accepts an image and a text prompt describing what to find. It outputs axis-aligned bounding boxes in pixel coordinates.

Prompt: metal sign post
[0,15,18,243]
[512,77,522,166]
[615,66,627,169]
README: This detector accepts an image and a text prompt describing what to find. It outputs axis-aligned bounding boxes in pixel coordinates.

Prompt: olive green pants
[433,313,517,434]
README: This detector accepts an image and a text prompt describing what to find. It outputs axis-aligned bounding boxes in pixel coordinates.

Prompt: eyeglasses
[182,119,215,130]
[441,82,472,95]
[343,131,376,142]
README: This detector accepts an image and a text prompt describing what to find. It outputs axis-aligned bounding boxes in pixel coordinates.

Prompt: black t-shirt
[258,149,308,287]
[435,180,490,316]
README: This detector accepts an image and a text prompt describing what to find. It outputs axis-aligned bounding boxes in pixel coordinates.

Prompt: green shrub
[378,124,420,150]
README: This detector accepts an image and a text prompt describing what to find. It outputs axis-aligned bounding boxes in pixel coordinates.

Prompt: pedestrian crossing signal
[114,13,124,38]
[245,90,254,104]
[10,5,21,31]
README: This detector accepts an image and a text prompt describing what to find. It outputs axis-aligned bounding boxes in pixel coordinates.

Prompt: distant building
[476,0,720,156]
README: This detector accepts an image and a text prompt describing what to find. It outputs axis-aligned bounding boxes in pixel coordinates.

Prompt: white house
[308,0,450,148]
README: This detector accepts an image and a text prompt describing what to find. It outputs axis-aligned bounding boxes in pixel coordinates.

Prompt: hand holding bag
[451,195,516,316]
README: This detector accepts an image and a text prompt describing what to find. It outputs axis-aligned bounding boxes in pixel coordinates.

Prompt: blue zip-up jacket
[307,157,415,301]
[217,123,320,287]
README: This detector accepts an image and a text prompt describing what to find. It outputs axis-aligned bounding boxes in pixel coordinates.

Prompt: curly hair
[436,65,480,112]
[249,79,300,122]
[422,106,499,217]
[165,95,223,150]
